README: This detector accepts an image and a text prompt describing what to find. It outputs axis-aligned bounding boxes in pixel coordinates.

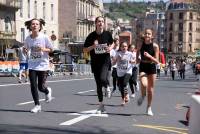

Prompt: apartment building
[15,0,59,48]
[0,0,20,57]
[58,0,104,43]
[143,9,165,50]
[166,2,200,60]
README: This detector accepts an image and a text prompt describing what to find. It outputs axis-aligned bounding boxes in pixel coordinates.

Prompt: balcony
[0,0,20,9]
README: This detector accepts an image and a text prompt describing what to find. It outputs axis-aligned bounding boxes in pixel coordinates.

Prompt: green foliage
[104,2,164,21]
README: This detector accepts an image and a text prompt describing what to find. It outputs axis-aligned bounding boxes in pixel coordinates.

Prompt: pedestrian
[16,46,29,83]
[180,59,186,79]
[170,60,177,80]
[110,36,120,94]
[136,28,159,116]
[164,63,168,76]
[128,44,139,98]
[112,42,135,106]
[24,18,53,113]
[156,63,161,78]
[83,16,114,114]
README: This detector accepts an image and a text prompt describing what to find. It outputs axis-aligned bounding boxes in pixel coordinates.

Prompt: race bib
[95,43,107,54]
[118,60,128,71]
[29,46,43,61]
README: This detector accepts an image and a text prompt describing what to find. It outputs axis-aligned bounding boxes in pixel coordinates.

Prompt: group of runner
[20,16,159,116]
[83,16,159,116]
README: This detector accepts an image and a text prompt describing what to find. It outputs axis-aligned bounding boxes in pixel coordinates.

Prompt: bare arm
[83,40,97,53]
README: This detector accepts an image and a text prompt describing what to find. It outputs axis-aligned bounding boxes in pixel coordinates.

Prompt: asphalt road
[0,69,198,134]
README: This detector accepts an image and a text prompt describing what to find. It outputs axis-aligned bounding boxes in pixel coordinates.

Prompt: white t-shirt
[24,33,53,71]
[116,51,134,77]
[110,48,118,68]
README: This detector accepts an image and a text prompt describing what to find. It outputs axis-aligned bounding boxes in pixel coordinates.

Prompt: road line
[77,90,95,94]
[60,109,108,126]
[133,124,188,134]
[17,97,55,106]
[0,78,93,87]
[60,115,91,126]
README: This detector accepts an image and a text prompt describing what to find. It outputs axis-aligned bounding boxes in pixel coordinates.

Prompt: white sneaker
[30,105,41,113]
[136,83,140,92]
[130,93,136,98]
[146,106,154,116]
[96,104,106,114]
[105,87,111,98]
[137,96,145,106]
[45,87,52,103]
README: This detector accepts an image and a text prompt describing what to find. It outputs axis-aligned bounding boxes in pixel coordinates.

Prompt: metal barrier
[52,63,92,76]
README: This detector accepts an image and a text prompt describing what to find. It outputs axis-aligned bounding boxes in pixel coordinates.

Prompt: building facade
[15,0,59,49]
[58,0,104,43]
[0,0,20,57]
[166,2,200,60]
[143,9,166,50]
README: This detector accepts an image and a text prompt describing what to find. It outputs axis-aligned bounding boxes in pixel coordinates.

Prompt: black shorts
[139,62,156,75]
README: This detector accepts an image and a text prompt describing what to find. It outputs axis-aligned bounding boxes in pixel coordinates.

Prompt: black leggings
[93,64,110,102]
[118,73,131,99]
[29,70,49,105]
[129,67,138,94]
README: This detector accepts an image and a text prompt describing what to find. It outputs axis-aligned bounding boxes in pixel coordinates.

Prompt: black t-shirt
[84,30,113,72]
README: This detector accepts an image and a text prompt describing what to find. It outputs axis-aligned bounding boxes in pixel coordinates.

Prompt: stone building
[0,0,20,58]
[15,0,59,49]
[165,2,200,60]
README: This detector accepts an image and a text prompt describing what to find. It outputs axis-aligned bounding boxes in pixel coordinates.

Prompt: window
[43,2,46,20]
[169,13,173,20]
[179,12,183,19]
[27,0,30,18]
[21,28,25,42]
[19,0,23,17]
[169,44,172,52]
[51,4,54,21]
[189,12,193,20]
[189,23,192,31]
[189,33,192,42]
[179,23,183,31]
[5,17,12,32]
[34,1,37,18]
[169,23,173,31]
[169,33,173,42]
[178,33,183,42]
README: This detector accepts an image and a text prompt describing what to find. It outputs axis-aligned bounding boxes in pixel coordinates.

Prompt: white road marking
[60,109,108,126]
[0,78,93,87]
[17,97,55,106]
[77,90,95,94]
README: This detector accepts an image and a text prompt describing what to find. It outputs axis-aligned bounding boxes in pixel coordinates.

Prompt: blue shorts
[19,63,28,70]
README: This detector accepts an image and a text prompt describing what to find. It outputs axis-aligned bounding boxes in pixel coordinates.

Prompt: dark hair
[25,18,45,31]
[95,16,104,23]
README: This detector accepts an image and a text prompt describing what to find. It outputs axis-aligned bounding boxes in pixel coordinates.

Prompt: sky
[102,0,169,3]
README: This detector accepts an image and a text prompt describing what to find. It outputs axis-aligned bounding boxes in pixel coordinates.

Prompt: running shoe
[130,93,136,98]
[137,96,145,106]
[96,104,106,114]
[45,87,52,103]
[121,99,126,106]
[105,87,111,98]
[136,83,140,92]
[31,105,41,113]
[146,106,154,116]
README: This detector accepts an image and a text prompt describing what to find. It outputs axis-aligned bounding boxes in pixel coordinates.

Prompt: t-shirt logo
[94,43,107,54]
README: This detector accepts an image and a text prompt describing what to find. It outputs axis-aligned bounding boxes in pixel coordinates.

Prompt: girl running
[113,42,135,106]
[136,28,159,116]
[24,18,53,113]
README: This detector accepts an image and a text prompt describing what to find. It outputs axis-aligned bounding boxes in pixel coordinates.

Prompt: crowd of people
[13,16,197,117]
